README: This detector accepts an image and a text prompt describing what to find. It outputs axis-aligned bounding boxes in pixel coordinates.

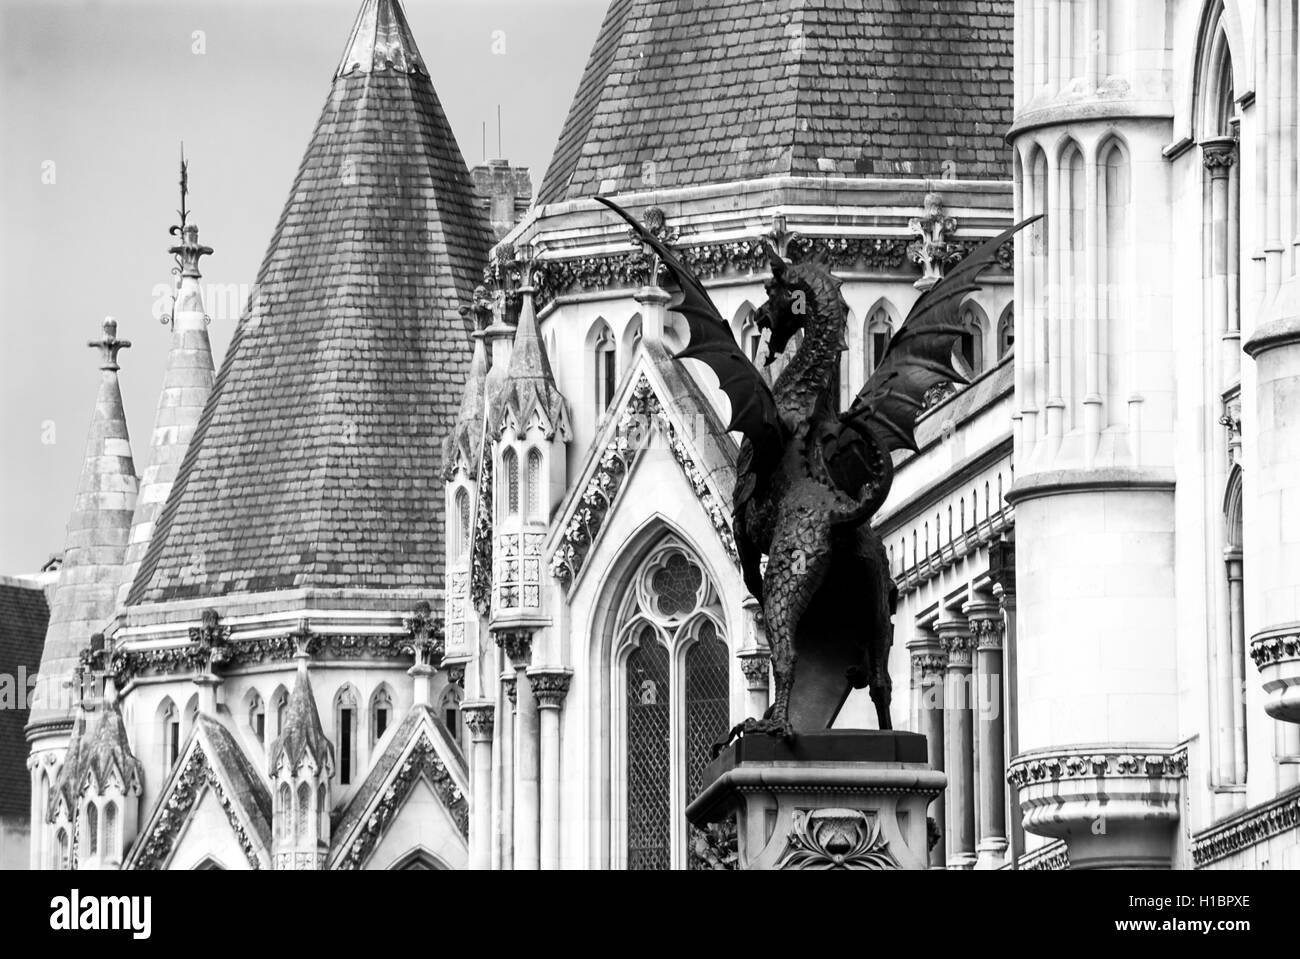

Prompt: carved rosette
[1249,626,1300,723]
[775,809,901,870]
[495,630,533,669]
[738,651,771,691]
[526,668,573,710]
[1007,745,1187,868]
[460,701,496,741]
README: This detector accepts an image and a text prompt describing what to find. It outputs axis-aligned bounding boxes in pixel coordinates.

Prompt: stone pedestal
[685,731,945,870]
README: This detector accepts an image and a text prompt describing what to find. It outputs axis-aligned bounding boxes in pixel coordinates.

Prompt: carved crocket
[598,197,1041,747]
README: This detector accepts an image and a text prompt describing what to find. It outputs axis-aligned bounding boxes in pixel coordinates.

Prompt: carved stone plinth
[685,731,945,870]
[1008,745,1186,870]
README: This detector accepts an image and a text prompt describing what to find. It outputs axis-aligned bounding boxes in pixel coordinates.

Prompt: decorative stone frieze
[1190,785,1300,868]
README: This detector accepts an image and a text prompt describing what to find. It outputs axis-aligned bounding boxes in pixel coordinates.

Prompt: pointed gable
[128,715,272,870]
[497,291,569,439]
[129,0,494,604]
[537,0,1013,204]
[329,705,468,869]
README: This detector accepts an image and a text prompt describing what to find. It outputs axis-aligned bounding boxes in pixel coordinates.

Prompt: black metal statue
[599,197,1040,746]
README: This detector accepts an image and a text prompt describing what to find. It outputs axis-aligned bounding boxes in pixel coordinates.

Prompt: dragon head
[755,245,834,366]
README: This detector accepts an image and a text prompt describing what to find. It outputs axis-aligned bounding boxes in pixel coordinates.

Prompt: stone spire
[269,643,333,777]
[30,320,139,725]
[441,303,490,481]
[118,162,217,608]
[497,287,568,439]
[335,0,425,78]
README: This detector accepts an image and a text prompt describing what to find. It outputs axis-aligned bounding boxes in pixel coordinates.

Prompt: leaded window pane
[651,552,702,618]
[626,629,670,870]
[685,622,730,869]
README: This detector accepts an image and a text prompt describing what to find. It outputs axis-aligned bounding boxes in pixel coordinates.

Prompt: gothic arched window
[276,783,291,840]
[370,685,393,749]
[54,828,69,870]
[997,304,1014,359]
[594,324,617,415]
[248,691,266,745]
[865,304,894,375]
[501,448,519,520]
[454,487,471,559]
[956,302,987,378]
[614,539,729,870]
[161,699,180,770]
[526,449,543,521]
[335,686,359,786]
[296,782,311,840]
[102,802,117,860]
[84,801,98,863]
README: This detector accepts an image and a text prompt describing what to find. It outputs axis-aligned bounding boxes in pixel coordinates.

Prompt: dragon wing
[842,215,1043,454]
[595,197,784,473]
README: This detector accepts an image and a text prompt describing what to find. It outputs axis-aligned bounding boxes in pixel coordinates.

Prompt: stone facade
[17,0,1300,871]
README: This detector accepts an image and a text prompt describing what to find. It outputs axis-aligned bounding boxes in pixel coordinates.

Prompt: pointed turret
[127,0,493,603]
[30,320,139,724]
[269,639,334,870]
[441,315,489,482]
[498,287,569,441]
[117,168,217,609]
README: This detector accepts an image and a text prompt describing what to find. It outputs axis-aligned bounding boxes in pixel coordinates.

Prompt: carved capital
[502,673,518,707]
[460,701,496,740]
[969,616,1004,650]
[912,651,948,678]
[738,650,771,690]
[495,629,533,668]
[937,622,974,667]
[526,668,573,709]
[1201,136,1238,174]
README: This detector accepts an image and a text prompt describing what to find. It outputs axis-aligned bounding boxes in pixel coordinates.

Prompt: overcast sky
[0,0,608,575]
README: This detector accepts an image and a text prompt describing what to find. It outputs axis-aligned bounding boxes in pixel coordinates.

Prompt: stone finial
[88,318,131,371]
[907,193,958,292]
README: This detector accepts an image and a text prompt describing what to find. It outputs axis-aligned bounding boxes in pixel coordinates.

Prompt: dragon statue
[599,197,1040,747]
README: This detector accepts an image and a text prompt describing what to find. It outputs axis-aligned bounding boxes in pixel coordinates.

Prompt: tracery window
[594,325,617,414]
[370,685,393,749]
[865,304,894,374]
[614,539,730,870]
[454,487,471,559]
[102,801,117,859]
[335,686,359,786]
[526,449,543,521]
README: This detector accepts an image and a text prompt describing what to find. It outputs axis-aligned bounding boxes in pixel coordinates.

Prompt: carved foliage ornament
[775,809,901,870]
[1250,632,1300,668]
[1007,749,1189,789]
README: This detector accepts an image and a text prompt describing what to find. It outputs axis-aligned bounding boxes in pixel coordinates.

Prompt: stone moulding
[130,747,260,871]
[549,375,737,589]
[1190,785,1300,868]
[1007,748,1189,789]
[336,734,468,870]
[1018,839,1070,871]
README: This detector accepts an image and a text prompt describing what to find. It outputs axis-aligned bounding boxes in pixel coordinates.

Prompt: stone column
[527,668,572,870]
[965,600,1008,870]
[499,672,517,869]
[908,632,946,868]
[738,649,771,721]
[938,618,976,870]
[498,631,539,869]
[1224,549,1247,785]
[1202,138,1238,380]
[993,581,1024,866]
[460,701,495,870]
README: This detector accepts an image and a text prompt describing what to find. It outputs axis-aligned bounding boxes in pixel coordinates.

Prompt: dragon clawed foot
[709,716,795,758]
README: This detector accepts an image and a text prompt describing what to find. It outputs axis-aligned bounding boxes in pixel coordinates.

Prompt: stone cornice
[1005,468,1176,507]
[1008,745,1188,790]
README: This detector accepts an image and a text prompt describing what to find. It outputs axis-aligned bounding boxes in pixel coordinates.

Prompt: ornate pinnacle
[89,318,131,371]
[402,600,444,667]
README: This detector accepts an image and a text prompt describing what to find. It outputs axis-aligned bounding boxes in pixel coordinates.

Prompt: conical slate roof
[441,328,488,480]
[129,0,493,604]
[116,225,217,609]
[31,321,138,723]
[537,0,1013,204]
